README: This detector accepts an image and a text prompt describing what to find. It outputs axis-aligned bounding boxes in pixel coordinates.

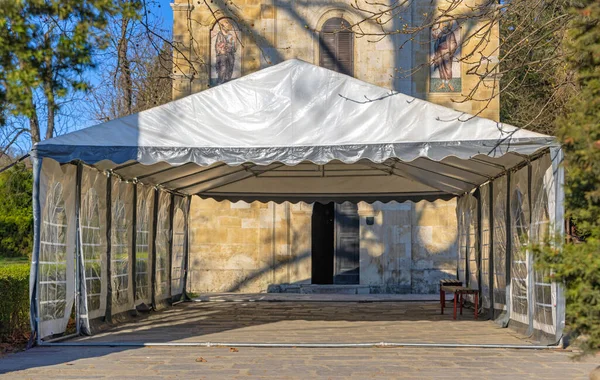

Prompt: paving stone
[1,302,599,378]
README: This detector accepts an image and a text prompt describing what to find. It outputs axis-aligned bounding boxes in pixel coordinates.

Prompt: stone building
[171,0,500,294]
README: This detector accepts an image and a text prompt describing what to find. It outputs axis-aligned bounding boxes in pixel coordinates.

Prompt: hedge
[0,214,33,258]
[0,263,30,340]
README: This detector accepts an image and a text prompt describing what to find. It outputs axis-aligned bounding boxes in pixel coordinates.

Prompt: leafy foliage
[535,0,600,357]
[0,263,30,341]
[0,0,138,147]
[0,165,32,258]
[499,0,576,135]
[534,239,600,356]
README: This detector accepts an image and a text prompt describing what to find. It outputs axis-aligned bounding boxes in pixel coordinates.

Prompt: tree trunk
[24,87,41,146]
[117,16,133,116]
[44,84,55,141]
[42,30,55,141]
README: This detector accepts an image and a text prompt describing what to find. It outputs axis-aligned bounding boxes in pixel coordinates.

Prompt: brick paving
[1,346,598,379]
[1,301,598,379]
[73,301,532,345]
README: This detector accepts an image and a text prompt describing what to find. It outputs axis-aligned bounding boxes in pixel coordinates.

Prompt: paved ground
[1,346,598,379]
[1,300,598,378]
[73,301,532,345]
[194,293,442,302]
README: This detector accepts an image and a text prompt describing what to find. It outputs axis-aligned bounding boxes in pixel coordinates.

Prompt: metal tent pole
[105,173,113,324]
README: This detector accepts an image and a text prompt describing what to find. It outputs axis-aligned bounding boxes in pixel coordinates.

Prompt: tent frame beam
[199,163,288,193]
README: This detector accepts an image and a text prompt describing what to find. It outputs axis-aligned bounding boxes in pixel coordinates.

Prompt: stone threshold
[192,293,449,303]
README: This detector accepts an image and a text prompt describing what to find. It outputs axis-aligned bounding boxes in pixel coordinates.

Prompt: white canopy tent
[29,59,565,345]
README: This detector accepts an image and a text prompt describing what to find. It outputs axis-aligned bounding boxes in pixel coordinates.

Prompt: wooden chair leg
[441,290,445,315]
[460,293,463,315]
[453,292,457,320]
[474,293,479,320]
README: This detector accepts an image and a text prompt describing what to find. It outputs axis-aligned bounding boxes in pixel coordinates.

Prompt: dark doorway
[311,202,360,285]
[311,202,334,284]
[334,202,360,284]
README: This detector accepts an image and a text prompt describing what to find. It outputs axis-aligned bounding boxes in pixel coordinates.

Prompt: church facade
[171,0,499,294]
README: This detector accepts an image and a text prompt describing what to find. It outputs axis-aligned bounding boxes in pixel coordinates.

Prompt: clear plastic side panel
[171,196,188,297]
[466,192,479,294]
[479,183,491,309]
[456,196,468,283]
[492,175,508,315]
[80,167,108,321]
[531,155,556,336]
[510,167,531,326]
[135,184,154,306]
[38,159,76,339]
[549,147,566,340]
[155,191,171,301]
[110,179,134,315]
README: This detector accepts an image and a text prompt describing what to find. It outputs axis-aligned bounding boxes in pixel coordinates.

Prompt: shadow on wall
[188,199,459,294]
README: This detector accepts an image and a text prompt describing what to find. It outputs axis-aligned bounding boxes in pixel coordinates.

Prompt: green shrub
[0,164,33,258]
[534,239,600,356]
[0,214,33,258]
[0,263,30,341]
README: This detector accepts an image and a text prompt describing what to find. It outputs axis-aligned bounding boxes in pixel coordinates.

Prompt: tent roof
[32,59,558,202]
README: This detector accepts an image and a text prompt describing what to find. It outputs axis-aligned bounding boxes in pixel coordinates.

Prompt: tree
[86,0,173,121]
[0,164,33,258]
[534,0,600,357]
[0,0,126,152]
[499,0,576,135]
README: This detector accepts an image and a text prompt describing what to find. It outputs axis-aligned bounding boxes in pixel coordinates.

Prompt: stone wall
[171,0,500,121]
[188,198,312,293]
[188,198,458,294]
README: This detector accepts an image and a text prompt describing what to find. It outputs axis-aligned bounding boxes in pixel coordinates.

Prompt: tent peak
[33,59,556,167]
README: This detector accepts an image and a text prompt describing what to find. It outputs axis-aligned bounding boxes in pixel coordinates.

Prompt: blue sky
[8,1,176,154]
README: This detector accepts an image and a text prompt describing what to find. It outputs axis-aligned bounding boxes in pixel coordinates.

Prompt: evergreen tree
[535,0,600,356]
[0,0,138,148]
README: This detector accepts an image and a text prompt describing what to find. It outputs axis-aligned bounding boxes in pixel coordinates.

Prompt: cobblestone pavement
[3,301,598,379]
[1,346,598,379]
[73,301,533,345]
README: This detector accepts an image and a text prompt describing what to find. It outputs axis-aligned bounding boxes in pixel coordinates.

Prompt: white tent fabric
[32,59,558,203]
[29,59,565,344]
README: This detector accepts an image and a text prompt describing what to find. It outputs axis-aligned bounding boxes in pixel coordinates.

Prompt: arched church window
[320,18,354,76]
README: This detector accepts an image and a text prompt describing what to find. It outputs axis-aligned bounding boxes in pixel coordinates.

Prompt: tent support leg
[488,181,495,320]
[29,156,42,347]
[476,187,483,313]
[75,162,83,335]
[105,174,113,324]
[150,188,159,310]
[168,193,175,303]
[505,172,512,325]
[132,184,137,309]
[181,195,192,302]
[527,162,535,335]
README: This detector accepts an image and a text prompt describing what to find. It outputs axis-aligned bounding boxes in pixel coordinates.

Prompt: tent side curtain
[477,151,564,343]
[110,178,135,316]
[136,183,154,306]
[456,191,478,288]
[509,166,531,329]
[79,165,108,333]
[37,159,77,340]
[479,183,492,310]
[171,196,188,299]
[31,158,192,340]
[492,174,509,322]
[155,191,171,303]
[30,149,565,343]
